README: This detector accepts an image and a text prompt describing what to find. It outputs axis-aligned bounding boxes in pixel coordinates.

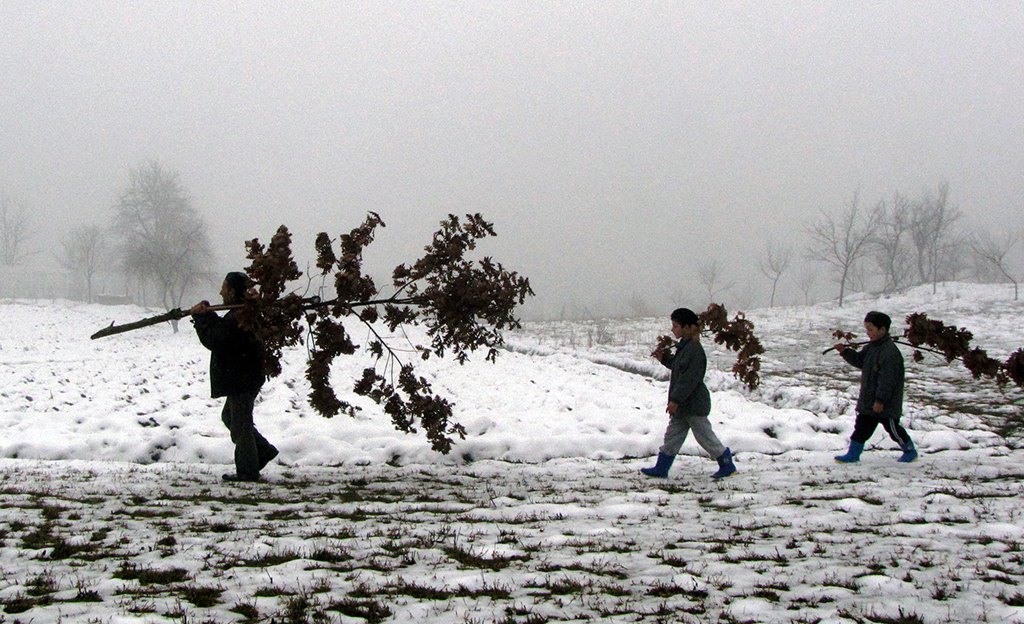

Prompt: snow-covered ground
[1,282,1022,622]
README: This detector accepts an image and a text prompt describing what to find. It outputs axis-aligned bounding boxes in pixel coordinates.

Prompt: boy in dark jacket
[191,272,278,482]
[641,307,736,479]
[833,310,917,463]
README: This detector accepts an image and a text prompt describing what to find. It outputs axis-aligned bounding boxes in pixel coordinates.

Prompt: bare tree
[871,192,913,293]
[0,188,35,266]
[804,192,879,307]
[971,229,1021,301]
[795,264,817,305]
[909,182,961,293]
[113,161,213,327]
[697,259,734,304]
[758,239,792,308]
[58,224,107,302]
[626,291,656,318]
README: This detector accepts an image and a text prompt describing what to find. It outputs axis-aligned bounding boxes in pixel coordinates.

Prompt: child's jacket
[660,339,712,417]
[841,335,905,418]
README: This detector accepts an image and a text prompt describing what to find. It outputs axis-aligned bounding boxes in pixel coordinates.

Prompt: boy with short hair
[833,310,917,463]
[641,307,736,479]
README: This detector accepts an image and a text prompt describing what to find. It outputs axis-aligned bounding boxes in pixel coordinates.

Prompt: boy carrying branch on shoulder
[833,311,918,464]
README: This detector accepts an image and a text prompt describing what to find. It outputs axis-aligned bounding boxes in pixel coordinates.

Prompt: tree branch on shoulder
[652,303,765,391]
[903,313,1024,388]
[241,212,533,453]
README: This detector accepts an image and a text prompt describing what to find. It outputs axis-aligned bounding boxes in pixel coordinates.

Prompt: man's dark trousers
[222,391,275,479]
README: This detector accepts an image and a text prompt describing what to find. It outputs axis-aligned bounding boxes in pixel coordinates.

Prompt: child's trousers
[851,412,913,448]
[659,414,726,458]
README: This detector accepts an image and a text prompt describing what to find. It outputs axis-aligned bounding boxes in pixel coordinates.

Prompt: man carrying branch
[191,272,279,482]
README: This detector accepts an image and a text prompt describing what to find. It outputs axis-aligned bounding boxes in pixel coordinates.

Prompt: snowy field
[1,282,1022,623]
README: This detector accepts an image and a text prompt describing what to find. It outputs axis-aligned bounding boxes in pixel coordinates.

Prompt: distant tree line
[746,182,1020,309]
[600,181,1020,318]
[2,161,214,328]
[2,172,1021,316]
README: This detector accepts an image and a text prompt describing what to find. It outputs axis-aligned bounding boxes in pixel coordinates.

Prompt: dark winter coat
[660,338,712,417]
[192,309,265,398]
[841,334,905,418]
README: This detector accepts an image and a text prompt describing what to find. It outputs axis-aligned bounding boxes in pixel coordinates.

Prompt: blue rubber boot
[640,452,675,478]
[835,440,864,463]
[897,442,918,463]
[712,448,736,479]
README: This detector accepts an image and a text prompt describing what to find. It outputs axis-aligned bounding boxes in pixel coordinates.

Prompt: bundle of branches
[241,212,533,453]
[653,303,764,391]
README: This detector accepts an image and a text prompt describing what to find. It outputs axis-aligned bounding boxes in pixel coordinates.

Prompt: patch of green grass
[862,558,887,575]
[308,545,354,565]
[708,540,729,554]
[655,550,692,569]
[25,571,59,596]
[2,592,51,614]
[72,586,103,602]
[113,506,179,519]
[442,543,527,570]
[566,537,638,554]
[182,493,264,507]
[324,508,373,521]
[278,593,329,623]
[254,584,295,598]
[747,588,781,602]
[723,547,789,565]
[838,607,925,624]
[191,519,236,533]
[821,572,858,591]
[647,579,708,600]
[265,508,305,521]
[230,601,260,621]
[386,579,455,600]
[536,556,628,579]
[930,582,959,601]
[535,575,593,596]
[20,523,56,549]
[46,536,102,560]
[177,583,224,608]
[40,503,67,521]
[304,526,357,540]
[242,546,305,567]
[115,561,190,585]
[758,580,791,592]
[1001,591,1024,607]
[326,598,393,623]
[456,580,514,599]
[498,605,550,624]
[506,511,565,524]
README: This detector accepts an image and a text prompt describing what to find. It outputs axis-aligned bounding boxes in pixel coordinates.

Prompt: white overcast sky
[2,1,1022,316]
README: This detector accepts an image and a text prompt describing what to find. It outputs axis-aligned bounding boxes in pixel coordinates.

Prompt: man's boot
[258,445,279,471]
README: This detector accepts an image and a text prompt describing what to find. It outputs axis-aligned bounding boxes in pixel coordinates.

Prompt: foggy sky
[2,1,1022,317]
